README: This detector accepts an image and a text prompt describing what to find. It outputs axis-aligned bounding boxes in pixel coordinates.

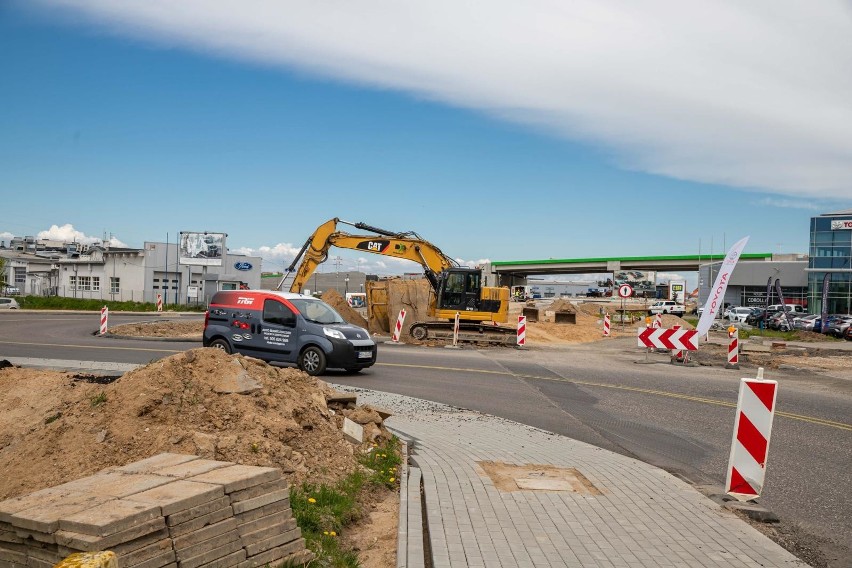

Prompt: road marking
[376,362,852,431]
[0,340,184,353]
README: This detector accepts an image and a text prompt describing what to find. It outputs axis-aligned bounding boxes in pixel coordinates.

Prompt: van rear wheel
[209,339,232,354]
[299,346,327,376]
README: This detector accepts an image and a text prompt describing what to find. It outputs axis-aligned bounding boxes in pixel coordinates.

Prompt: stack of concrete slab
[0,454,312,568]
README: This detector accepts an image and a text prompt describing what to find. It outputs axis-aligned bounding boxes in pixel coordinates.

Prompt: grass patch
[16,295,205,312]
[90,391,107,407]
[290,436,401,567]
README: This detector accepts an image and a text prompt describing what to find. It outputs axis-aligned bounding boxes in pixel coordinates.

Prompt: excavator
[277,218,513,343]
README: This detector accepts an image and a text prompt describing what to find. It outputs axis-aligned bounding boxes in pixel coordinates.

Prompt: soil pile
[367,278,436,337]
[109,320,202,338]
[0,349,390,500]
[320,289,370,329]
[546,299,577,314]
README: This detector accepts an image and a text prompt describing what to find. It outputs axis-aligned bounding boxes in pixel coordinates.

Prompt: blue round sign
[234,262,253,271]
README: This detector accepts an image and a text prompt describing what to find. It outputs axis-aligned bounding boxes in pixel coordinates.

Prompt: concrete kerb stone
[165,497,231,527]
[8,494,113,534]
[152,460,233,479]
[172,518,238,554]
[168,507,233,539]
[189,466,281,495]
[395,439,409,568]
[54,517,167,552]
[178,538,243,568]
[112,454,199,475]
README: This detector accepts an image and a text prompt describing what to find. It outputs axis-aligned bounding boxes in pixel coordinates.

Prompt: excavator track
[409,322,517,345]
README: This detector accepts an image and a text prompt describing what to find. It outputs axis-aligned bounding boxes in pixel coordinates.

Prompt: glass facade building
[808,209,852,314]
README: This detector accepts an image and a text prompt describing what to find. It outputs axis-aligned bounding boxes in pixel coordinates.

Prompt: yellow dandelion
[389,477,395,483]
[308,498,316,504]
[330,531,337,537]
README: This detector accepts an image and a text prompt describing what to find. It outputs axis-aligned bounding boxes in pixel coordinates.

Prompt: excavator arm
[278,218,459,294]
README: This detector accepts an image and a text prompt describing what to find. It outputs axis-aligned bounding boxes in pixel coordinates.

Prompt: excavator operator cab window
[441,270,481,312]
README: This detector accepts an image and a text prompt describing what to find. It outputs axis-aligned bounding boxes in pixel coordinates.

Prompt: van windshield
[290,299,345,324]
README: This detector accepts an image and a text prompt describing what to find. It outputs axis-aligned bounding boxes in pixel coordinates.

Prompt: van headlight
[323,327,346,340]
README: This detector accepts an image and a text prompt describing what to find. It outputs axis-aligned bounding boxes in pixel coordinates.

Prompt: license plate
[357,351,372,359]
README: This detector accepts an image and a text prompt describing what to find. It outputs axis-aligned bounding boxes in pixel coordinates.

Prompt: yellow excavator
[277,218,512,342]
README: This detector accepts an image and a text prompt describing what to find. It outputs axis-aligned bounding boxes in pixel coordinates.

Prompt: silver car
[0,297,20,309]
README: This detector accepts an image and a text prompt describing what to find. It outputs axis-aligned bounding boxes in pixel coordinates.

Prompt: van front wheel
[299,346,327,376]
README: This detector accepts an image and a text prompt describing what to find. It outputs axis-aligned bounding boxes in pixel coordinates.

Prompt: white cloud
[35,224,128,247]
[656,272,686,283]
[753,197,821,211]
[33,0,852,198]
[0,232,14,242]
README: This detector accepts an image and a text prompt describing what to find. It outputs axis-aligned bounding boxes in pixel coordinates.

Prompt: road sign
[618,284,633,298]
[637,327,698,350]
[726,374,778,501]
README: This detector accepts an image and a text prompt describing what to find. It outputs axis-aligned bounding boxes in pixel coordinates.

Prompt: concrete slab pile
[0,454,312,568]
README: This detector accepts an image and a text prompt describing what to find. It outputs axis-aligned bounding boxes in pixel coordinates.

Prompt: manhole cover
[477,461,602,494]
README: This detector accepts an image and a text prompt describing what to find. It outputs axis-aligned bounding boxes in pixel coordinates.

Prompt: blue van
[203,290,376,375]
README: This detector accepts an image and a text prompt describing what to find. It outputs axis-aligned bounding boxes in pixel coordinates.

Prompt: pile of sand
[366,278,437,337]
[320,288,370,329]
[0,349,390,500]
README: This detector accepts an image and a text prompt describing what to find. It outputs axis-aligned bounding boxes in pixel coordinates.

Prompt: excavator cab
[437,268,483,313]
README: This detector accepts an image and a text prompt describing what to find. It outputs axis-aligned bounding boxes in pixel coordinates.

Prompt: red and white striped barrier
[727,328,740,369]
[637,327,698,351]
[671,324,685,363]
[726,370,778,501]
[654,313,662,328]
[156,293,163,312]
[99,306,109,335]
[391,309,407,343]
[517,315,526,347]
[603,313,611,337]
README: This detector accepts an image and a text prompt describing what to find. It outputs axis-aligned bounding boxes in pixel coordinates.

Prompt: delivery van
[203,290,376,376]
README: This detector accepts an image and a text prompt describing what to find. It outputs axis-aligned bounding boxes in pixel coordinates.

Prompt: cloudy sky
[1,0,850,284]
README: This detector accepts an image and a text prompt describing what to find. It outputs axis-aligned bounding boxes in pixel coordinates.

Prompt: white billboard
[613,270,656,297]
[179,232,225,266]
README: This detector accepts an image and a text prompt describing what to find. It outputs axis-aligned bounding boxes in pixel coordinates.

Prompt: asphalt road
[1,311,850,565]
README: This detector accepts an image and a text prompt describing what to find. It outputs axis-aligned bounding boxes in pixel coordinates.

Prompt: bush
[17,296,205,312]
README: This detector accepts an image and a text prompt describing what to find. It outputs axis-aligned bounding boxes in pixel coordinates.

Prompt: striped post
[99,306,108,335]
[517,315,526,348]
[603,313,611,337]
[452,312,460,347]
[671,324,685,363]
[727,328,740,369]
[156,293,163,312]
[654,313,662,328]
[391,309,407,343]
[726,369,778,501]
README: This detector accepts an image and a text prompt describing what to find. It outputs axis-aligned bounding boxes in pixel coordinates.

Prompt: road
[0,311,850,566]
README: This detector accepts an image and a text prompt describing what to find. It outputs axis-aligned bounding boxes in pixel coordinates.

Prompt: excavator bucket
[366,280,390,333]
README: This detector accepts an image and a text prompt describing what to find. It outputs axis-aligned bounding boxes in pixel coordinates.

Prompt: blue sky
[1,1,850,285]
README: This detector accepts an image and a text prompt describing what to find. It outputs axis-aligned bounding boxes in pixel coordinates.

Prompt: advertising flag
[696,236,750,337]
[774,280,795,329]
[765,277,773,309]
[820,274,831,334]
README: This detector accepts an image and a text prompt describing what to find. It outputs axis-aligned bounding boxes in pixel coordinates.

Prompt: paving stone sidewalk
[337,387,807,568]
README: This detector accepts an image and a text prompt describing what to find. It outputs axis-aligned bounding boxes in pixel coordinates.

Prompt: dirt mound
[320,289,369,329]
[0,349,389,500]
[367,278,436,337]
[109,320,202,338]
[546,299,577,314]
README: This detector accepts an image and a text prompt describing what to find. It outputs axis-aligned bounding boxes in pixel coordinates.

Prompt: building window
[69,276,77,290]
[110,277,120,294]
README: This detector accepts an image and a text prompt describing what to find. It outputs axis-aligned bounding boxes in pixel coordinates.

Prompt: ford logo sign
[234,262,253,271]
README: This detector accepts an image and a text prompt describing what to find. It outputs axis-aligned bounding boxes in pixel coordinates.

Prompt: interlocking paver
[338,387,810,568]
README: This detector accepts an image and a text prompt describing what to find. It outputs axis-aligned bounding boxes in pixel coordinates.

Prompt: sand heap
[0,349,390,501]
[319,289,369,329]
[366,278,436,337]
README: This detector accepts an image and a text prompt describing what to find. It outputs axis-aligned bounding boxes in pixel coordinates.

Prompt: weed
[290,436,402,567]
[90,391,107,407]
[250,442,260,453]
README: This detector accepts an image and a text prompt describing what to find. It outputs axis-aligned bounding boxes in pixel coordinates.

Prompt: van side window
[263,300,296,327]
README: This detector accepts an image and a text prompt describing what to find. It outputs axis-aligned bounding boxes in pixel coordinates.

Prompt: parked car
[767,303,805,314]
[812,314,842,334]
[725,307,753,323]
[793,314,820,330]
[844,326,852,341]
[767,311,792,330]
[0,297,20,309]
[825,315,852,338]
[2,286,20,296]
[745,308,767,326]
[648,301,686,316]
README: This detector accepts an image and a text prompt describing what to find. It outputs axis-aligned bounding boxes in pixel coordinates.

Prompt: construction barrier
[99,306,108,335]
[517,315,526,347]
[726,369,778,501]
[603,313,611,337]
[654,313,662,328]
[391,309,407,343]
[727,327,740,369]
[156,293,163,312]
[671,324,688,364]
